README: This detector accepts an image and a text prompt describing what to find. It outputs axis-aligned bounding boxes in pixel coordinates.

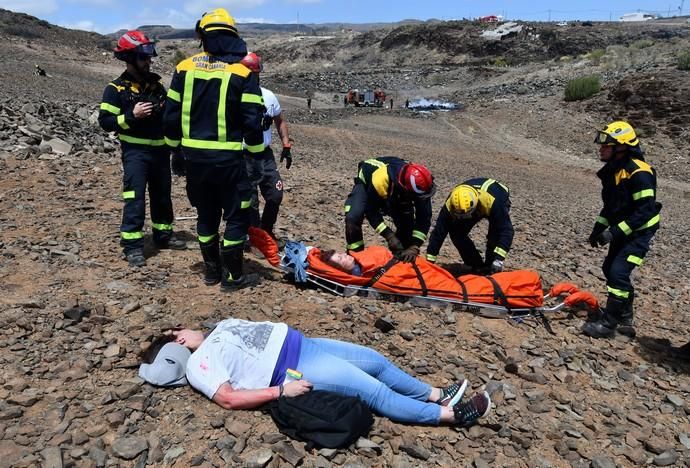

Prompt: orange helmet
[240,52,262,73]
[398,163,435,199]
[114,30,156,62]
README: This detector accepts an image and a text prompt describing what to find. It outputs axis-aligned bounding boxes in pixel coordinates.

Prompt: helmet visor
[137,43,157,57]
[415,183,436,200]
[594,131,616,145]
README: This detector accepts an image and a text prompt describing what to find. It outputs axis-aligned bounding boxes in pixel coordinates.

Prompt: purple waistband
[270,327,303,386]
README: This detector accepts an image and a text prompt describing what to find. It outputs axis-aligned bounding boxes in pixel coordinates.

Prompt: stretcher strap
[410,261,428,296]
[364,257,399,288]
[485,275,510,310]
[455,278,469,302]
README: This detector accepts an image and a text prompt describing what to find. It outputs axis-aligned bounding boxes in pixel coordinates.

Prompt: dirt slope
[1,11,690,468]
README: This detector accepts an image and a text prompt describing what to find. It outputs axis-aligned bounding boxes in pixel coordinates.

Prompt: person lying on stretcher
[310,245,544,308]
[249,227,599,312]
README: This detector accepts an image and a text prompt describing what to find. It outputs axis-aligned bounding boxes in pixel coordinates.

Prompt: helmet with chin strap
[114,30,157,63]
[397,163,435,199]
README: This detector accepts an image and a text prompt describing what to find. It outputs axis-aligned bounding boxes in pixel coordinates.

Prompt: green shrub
[631,39,654,49]
[171,50,187,67]
[492,56,509,67]
[587,48,606,62]
[564,75,601,101]
[679,52,690,70]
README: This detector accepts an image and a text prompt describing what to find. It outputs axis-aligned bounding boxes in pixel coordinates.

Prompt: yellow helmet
[196,8,238,35]
[447,185,479,218]
[594,120,639,146]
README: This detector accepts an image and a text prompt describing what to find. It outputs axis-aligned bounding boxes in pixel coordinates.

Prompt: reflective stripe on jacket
[98,71,167,147]
[163,52,264,162]
[595,157,661,239]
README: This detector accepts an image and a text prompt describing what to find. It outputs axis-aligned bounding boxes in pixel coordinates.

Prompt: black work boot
[156,237,187,250]
[676,341,690,361]
[582,295,626,339]
[618,293,635,338]
[220,245,260,292]
[125,248,146,267]
[199,239,221,286]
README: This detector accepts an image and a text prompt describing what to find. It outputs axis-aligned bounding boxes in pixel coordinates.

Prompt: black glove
[171,150,186,177]
[588,232,599,248]
[280,145,292,169]
[596,229,613,246]
[396,245,419,263]
[383,232,404,253]
[588,228,604,247]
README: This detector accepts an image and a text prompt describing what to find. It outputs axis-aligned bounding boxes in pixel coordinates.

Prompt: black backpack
[267,390,374,449]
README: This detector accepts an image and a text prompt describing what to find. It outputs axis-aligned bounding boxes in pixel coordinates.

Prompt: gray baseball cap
[138,342,191,387]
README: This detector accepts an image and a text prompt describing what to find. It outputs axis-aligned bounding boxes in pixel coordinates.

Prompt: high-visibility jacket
[98,71,167,148]
[352,156,432,246]
[594,155,661,239]
[163,52,264,162]
[427,178,513,261]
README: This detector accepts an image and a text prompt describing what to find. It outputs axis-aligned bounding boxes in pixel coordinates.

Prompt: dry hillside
[1,10,690,468]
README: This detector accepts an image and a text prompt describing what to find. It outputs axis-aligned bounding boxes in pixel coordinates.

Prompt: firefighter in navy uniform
[163,9,265,292]
[426,178,513,274]
[344,157,435,263]
[98,30,186,268]
[582,121,661,339]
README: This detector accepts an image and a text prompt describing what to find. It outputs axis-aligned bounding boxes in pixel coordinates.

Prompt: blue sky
[0,0,678,34]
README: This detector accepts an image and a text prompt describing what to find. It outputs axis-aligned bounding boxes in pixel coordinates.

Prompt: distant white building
[619,12,657,22]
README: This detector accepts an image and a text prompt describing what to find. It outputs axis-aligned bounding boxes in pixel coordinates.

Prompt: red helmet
[114,30,157,62]
[398,163,436,199]
[240,52,262,73]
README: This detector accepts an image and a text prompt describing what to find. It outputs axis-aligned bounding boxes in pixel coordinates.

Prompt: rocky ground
[1,12,690,468]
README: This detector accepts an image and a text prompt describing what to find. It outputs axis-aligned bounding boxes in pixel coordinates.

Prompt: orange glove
[549,282,579,297]
[563,291,599,311]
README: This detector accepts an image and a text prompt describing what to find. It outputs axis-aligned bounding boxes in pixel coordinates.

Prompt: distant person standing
[390,98,394,109]
[405,99,410,109]
[307,96,312,110]
[240,52,293,240]
[98,30,186,268]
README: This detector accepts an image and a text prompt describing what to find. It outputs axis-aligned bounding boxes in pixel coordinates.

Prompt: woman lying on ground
[139,317,491,427]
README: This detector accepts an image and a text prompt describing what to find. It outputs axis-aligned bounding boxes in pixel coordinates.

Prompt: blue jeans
[296,337,441,424]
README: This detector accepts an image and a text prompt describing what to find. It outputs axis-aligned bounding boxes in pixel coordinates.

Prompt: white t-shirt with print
[261,86,281,146]
[186,319,288,399]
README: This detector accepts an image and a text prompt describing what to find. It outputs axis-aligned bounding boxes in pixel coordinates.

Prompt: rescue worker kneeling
[426,178,514,274]
[582,121,661,339]
[98,30,186,268]
[344,157,435,263]
[163,8,265,291]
